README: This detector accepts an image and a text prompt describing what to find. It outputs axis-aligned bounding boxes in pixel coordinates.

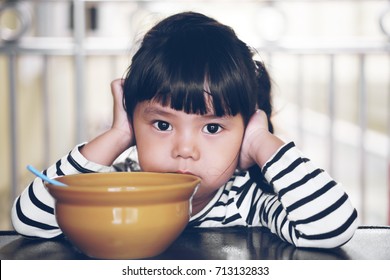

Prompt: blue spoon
[27,165,67,187]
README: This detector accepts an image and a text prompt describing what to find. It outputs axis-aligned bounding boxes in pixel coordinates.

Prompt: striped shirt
[11,142,358,248]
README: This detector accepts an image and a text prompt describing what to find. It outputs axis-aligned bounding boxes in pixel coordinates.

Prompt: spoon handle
[27,165,67,187]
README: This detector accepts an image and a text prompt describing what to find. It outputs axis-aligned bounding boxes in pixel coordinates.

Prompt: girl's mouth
[176,170,195,176]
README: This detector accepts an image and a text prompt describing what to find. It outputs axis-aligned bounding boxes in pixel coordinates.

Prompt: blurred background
[0,0,389,230]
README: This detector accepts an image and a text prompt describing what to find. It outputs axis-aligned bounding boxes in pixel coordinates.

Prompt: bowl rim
[45,171,201,193]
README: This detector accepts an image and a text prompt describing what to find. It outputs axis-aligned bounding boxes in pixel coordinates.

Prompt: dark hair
[123,12,274,192]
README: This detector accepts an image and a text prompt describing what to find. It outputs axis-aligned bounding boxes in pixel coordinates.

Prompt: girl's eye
[203,123,222,134]
[153,121,172,131]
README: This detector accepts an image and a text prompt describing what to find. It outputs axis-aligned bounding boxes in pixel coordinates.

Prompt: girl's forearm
[253,132,285,168]
[80,128,132,166]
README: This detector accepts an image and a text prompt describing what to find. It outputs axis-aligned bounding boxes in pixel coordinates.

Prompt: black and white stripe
[11,142,358,247]
[189,142,358,248]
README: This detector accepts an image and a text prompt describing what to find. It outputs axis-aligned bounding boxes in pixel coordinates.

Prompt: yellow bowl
[46,172,200,259]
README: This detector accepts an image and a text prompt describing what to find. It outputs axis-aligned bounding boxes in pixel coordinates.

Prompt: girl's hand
[238,110,284,170]
[110,79,134,145]
[79,79,135,166]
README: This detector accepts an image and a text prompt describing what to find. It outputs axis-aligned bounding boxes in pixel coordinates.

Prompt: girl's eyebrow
[142,106,173,117]
[202,114,231,120]
[142,105,233,120]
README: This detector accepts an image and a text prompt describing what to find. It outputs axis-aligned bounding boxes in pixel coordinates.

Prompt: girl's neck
[191,190,218,215]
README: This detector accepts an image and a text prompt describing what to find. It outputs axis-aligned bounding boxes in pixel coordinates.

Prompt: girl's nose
[171,133,200,160]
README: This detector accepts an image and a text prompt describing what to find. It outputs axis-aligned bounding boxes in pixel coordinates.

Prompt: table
[0,226,389,259]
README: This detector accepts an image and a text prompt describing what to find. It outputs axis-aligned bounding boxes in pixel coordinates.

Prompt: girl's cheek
[138,148,167,171]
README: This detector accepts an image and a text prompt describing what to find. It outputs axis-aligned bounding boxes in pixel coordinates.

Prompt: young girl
[11,12,358,248]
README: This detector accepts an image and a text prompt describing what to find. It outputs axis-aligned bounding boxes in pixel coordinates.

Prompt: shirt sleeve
[259,141,359,248]
[11,143,117,238]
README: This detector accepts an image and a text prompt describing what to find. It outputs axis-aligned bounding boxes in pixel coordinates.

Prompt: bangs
[123,14,258,124]
[151,68,235,117]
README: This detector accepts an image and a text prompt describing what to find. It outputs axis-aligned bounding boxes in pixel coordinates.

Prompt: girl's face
[133,100,245,203]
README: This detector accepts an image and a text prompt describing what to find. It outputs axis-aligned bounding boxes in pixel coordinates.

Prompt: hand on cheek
[238,110,284,170]
[111,79,135,147]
